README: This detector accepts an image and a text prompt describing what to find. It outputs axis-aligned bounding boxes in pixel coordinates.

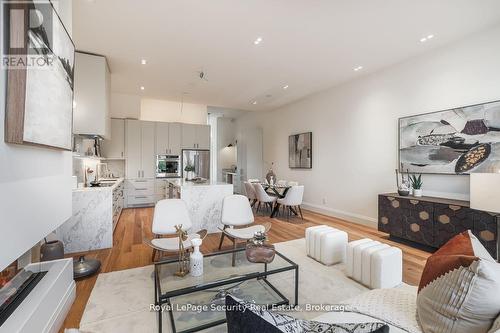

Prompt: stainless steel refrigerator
[182,149,210,180]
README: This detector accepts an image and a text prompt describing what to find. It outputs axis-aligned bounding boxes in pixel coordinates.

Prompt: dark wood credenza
[378,193,499,260]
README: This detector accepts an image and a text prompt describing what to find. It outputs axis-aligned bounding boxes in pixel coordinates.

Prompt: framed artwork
[399,100,500,174]
[289,132,312,169]
[5,0,75,150]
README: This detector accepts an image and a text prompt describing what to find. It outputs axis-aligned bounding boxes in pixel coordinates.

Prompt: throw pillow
[417,230,500,333]
[225,295,389,333]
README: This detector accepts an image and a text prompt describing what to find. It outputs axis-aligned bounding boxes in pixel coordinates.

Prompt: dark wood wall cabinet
[378,193,499,260]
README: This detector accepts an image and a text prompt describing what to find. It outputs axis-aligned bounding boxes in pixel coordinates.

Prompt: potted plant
[184,164,195,180]
[410,174,423,197]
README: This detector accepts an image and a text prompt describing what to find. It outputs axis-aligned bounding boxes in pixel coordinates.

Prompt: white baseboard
[301,202,377,228]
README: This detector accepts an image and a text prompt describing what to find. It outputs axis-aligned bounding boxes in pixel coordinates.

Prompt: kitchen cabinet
[126,120,142,179]
[73,52,111,139]
[156,122,182,155]
[102,118,125,158]
[125,120,155,179]
[141,121,156,178]
[168,123,182,155]
[181,124,210,149]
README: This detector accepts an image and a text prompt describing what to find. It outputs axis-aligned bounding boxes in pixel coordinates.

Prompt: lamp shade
[470,173,500,213]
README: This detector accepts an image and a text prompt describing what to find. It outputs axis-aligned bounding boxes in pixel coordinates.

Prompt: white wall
[0,1,73,271]
[140,98,207,124]
[237,24,500,226]
[110,92,141,119]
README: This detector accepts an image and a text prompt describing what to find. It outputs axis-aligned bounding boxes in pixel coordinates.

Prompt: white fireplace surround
[0,259,75,333]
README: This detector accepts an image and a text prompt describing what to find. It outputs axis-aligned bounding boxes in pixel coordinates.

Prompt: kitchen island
[56,178,124,253]
[166,179,233,233]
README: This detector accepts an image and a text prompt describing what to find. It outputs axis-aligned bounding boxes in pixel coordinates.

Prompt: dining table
[260,183,295,218]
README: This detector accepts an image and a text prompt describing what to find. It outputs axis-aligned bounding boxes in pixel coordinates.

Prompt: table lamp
[470,173,500,213]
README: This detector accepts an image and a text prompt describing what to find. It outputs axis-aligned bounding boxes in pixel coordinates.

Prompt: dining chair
[144,199,207,262]
[277,185,305,220]
[288,181,299,186]
[218,195,269,266]
[243,181,258,207]
[253,183,277,215]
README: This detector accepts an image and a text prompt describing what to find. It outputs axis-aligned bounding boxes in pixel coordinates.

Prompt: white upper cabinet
[155,122,169,155]
[196,125,211,150]
[126,120,142,179]
[156,122,182,155]
[181,124,210,149]
[141,122,156,179]
[181,124,197,149]
[102,119,125,158]
[168,123,182,155]
[73,52,111,139]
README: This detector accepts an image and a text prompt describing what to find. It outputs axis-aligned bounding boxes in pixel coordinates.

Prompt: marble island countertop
[73,178,124,192]
[166,178,232,188]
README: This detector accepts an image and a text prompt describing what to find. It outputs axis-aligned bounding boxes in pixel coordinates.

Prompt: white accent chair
[218,195,268,266]
[243,181,258,208]
[277,185,304,220]
[145,199,206,262]
[253,183,277,215]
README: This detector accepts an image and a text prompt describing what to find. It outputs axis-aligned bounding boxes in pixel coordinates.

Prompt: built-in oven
[156,155,181,178]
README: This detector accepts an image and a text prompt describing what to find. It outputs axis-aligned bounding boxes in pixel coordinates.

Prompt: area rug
[78,238,386,332]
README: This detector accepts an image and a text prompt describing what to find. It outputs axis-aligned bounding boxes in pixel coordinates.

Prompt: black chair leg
[298,206,304,219]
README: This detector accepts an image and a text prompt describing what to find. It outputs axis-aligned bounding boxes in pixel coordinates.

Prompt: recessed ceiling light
[283,85,289,90]
[252,101,258,105]
[420,34,435,43]
[254,37,263,45]
[141,59,147,65]
[353,66,363,71]
[140,86,145,91]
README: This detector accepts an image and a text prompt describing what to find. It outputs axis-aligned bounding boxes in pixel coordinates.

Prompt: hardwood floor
[60,207,431,330]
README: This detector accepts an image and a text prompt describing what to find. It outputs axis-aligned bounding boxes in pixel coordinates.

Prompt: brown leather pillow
[417,230,500,333]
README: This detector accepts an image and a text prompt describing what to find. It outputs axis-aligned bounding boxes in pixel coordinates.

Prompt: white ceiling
[73,0,500,111]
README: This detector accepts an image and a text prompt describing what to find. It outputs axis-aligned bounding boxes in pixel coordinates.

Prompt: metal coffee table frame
[154,247,299,333]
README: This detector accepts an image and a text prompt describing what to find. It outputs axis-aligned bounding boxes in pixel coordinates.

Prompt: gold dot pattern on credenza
[449,205,461,211]
[438,215,450,224]
[480,230,495,242]
[391,200,400,208]
[410,200,419,205]
[381,217,389,225]
[419,211,430,221]
[410,223,420,232]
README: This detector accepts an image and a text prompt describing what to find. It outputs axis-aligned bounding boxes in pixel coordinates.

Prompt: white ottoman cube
[305,226,347,265]
[320,229,348,265]
[346,238,373,278]
[306,225,333,257]
[361,244,390,287]
[371,247,403,289]
[352,241,381,282]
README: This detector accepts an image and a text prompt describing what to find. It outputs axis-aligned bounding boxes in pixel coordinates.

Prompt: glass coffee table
[154,247,299,333]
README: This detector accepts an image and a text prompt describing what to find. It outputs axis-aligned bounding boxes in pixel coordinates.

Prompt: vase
[40,240,64,261]
[413,189,423,197]
[190,238,203,277]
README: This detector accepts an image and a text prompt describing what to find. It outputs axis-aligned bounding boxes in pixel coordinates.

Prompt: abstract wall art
[5,0,75,150]
[399,100,500,174]
[289,132,312,169]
